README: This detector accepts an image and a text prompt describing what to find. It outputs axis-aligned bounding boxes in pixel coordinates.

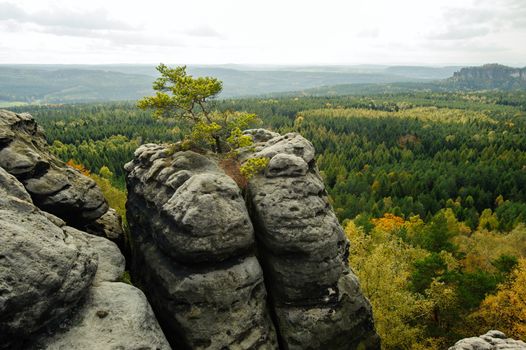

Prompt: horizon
[1,0,525,66]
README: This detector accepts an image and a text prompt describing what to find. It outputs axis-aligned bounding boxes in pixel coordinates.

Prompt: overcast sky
[0,0,524,66]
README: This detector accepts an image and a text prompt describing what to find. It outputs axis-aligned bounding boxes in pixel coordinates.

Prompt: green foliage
[119,271,132,285]
[240,157,269,180]
[90,173,127,220]
[138,64,258,153]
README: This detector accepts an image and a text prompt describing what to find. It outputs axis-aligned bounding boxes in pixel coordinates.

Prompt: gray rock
[0,172,97,347]
[252,132,315,164]
[266,153,308,178]
[126,145,279,349]
[0,109,108,226]
[134,239,278,349]
[85,208,125,248]
[449,330,526,350]
[159,173,254,262]
[65,227,126,285]
[1,164,169,349]
[33,282,171,350]
[246,132,380,349]
[243,128,281,143]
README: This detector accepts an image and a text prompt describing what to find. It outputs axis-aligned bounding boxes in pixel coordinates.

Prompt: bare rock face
[244,132,380,350]
[0,109,108,226]
[449,330,526,350]
[125,146,279,349]
[126,131,380,350]
[0,168,98,348]
[0,110,170,349]
[0,166,170,349]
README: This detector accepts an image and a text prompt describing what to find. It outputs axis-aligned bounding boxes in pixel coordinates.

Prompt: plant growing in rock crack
[138,64,257,154]
[138,63,270,180]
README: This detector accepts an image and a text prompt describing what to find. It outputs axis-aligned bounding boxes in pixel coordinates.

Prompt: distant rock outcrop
[448,64,526,90]
[449,330,526,350]
[0,110,170,349]
[125,131,380,349]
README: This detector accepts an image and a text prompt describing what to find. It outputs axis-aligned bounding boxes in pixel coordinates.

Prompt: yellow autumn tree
[345,220,432,349]
[469,258,526,339]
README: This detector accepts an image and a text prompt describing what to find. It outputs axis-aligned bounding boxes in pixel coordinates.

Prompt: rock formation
[449,330,526,350]
[243,130,380,349]
[125,147,279,349]
[0,110,170,349]
[448,64,526,90]
[125,130,380,349]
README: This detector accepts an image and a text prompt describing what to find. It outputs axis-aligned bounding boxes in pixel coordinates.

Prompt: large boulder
[0,109,108,226]
[125,145,279,349]
[32,282,170,350]
[0,165,170,349]
[245,132,380,349]
[449,330,526,350]
[0,168,98,348]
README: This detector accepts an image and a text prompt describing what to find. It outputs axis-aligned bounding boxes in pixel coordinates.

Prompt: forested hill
[447,64,526,90]
[0,64,455,106]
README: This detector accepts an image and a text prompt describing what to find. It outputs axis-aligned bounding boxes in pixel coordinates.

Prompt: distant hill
[0,64,456,105]
[273,64,526,97]
[0,66,152,105]
[447,64,526,90]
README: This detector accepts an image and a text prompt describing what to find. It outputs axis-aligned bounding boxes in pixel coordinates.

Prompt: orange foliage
[372,213,405,232]
[65,159,90,176]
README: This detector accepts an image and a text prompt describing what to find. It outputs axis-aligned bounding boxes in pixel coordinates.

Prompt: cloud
[185,25,223,38]
[429,26,491,40]
[0,3,132,30]
[0,3,188,48]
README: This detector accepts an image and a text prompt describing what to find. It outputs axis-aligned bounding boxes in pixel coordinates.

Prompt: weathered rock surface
[0,109,108,226]
[0,168,170,349]
[0,167,98,348]
[125,146,278,349]
[244,132,380,349]
[85,207,125,248]
[449,330,526,349]
[1,110,170,349]
[32,282,170,350]
[126,131,379,350]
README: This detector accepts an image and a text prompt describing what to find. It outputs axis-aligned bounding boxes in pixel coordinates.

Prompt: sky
[0,0,525,66]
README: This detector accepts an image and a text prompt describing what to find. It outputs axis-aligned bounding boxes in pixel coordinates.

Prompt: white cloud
[0,0,524,65]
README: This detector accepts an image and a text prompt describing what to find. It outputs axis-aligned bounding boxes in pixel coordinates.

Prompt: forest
[9,89,526,348]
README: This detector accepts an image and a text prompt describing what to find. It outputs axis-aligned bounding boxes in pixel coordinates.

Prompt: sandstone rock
[0,168,98,348]
[126,144,278,349]
[159,173,254,262]
[266,153,308,177]
[449,330,526,350]
[32,282,171,350]
[251,132,315,164]
[0,109,108,226]
[65,227,126,285]
[85,208,125,248]
[134,239,277,349]
[244,128,281,143]
[1,164,170,349]
[245,132,380,349]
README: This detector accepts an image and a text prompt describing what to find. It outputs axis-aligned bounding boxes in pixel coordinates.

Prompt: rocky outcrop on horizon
[125,130,380,349]
[0,110,170,349]
[448,64,526,90]
[449,330,526,350]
